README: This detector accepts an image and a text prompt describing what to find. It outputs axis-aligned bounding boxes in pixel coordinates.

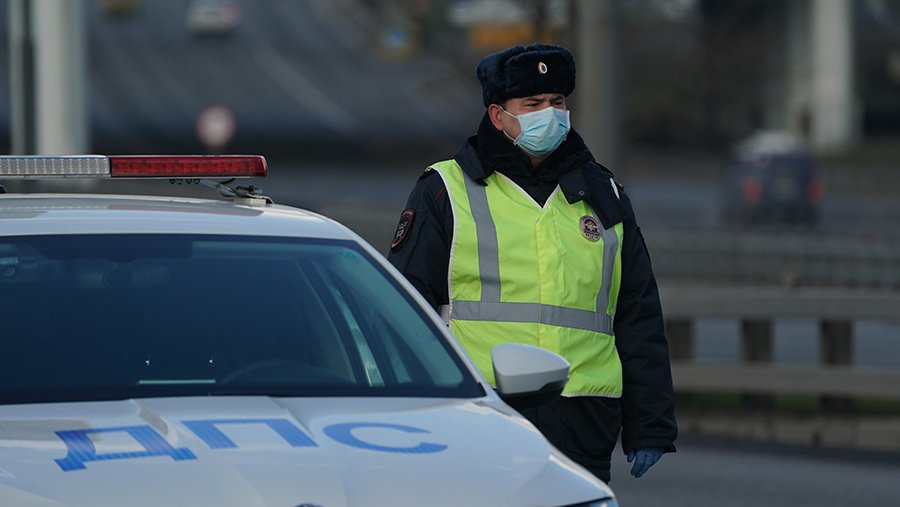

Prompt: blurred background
[3,0,900,503]
[3,0,900,242]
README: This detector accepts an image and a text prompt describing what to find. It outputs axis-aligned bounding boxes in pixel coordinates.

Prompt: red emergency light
[0,155,267,179]
[109,155,267,178]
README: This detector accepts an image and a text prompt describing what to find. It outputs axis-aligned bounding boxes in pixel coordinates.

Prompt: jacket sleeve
[614,190,678,454]
[386,170,453,310]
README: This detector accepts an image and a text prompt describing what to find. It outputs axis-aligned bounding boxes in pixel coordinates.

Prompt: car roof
[0,192,356,240]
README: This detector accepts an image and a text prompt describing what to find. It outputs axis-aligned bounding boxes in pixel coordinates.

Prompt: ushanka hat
[476,43,577,107]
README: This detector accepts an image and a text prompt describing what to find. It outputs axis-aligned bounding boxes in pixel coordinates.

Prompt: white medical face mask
[501,106,571,157]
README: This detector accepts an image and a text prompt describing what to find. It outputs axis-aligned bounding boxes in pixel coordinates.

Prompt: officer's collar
[451,112,527,183]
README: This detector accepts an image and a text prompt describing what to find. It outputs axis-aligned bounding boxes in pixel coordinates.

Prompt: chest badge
[580,215,601,242]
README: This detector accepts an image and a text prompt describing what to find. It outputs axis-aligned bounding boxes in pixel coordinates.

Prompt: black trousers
[519,396,621,483]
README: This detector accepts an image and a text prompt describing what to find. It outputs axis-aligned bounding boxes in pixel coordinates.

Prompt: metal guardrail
[660,284,900,403]
[671,363,900,401]
[660,285,900,320]
[647,227,900,289]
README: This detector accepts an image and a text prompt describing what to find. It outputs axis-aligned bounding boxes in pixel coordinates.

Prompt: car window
[0,234,483,404]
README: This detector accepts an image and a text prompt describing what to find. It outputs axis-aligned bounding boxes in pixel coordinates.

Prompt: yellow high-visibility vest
[432,159,624,397]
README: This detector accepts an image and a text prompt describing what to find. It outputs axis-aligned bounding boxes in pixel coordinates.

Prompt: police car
[0,155,618,507]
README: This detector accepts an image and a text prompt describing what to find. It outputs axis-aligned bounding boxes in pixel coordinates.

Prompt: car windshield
[0,234,483,405]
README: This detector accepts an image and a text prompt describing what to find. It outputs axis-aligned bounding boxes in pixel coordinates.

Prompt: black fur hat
[476,44,577,107]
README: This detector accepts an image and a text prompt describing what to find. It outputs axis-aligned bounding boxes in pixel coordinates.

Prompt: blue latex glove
[627,448,663,478]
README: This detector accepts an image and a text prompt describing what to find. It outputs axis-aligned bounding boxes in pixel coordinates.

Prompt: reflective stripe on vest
[431,160,624,397]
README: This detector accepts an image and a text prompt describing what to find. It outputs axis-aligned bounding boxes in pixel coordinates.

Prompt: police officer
[388,43,677,483]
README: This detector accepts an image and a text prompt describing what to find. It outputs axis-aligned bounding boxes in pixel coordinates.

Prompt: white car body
[0,178,616,506]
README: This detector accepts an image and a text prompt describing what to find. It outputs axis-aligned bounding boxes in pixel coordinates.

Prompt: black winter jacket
[387,113,677,454]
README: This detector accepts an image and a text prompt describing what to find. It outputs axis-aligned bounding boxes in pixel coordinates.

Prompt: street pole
[574,0,621,171]
[34,0,89,155]
[811,0,856,153]
[9,0,37,154]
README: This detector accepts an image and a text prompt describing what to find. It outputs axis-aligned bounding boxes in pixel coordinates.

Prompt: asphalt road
[0,0,482,157]
[609,435,900,506]
[88,0,480,156]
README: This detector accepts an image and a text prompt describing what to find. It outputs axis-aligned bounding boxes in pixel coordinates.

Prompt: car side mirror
[491,343,569,411]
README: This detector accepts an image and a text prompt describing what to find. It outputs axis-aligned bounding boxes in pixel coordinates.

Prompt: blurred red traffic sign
[196,105,236,152]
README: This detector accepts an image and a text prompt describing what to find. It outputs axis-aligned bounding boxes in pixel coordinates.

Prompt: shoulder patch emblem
[391,208,416,250]
[580,215,601,242]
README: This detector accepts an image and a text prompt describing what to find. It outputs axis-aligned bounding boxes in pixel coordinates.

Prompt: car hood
[0,397,612,507]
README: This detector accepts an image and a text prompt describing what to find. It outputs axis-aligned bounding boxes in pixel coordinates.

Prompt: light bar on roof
[109,155,267,178]
[0,155,267,179]
[0,156,110,178]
